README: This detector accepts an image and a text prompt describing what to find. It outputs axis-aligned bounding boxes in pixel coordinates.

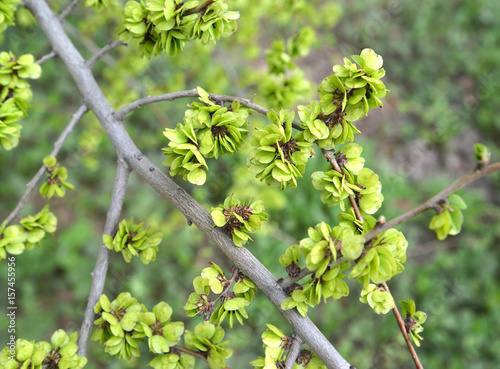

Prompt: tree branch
[115,89,303,129]
[26,1,351,367]
[59,0,81,20]
[86,40,126,69]
[322,149,364,222]
[36,50,57,64]
[77,158,131,356]
[183,0,216,16]
[382,283,423,369]
[364,162,500,242]
[4,104,88,226]
[284,335,303,369]
[114,89,266,119]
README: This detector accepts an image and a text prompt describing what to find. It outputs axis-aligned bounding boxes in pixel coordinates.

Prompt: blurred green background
[1,0,500,368]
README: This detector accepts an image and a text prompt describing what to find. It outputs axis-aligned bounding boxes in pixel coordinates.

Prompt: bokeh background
[1,0,500,368]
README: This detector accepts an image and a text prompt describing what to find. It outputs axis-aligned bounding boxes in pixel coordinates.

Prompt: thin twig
[284,335,303,369]
[382,283,423,369]
[59,0,81,20]
[36,50,57,64]
[114,89,266,119]
[77,159,131,356]
[183,0,216,16]
[4,104,88,226]
[364,162,500,242]
[114,89,303,129]
[86,40,126,69]
[322,149,364,223]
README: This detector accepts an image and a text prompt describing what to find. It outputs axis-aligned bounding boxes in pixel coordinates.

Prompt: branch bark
[382,283,423,369]
[59,0,81,20]
[77,158,131,356]
[4,104,88,226]
[114,89,268,120]
[363,162,500,243]
[86,40,126,69]
[284,335,303,369]
[26,1,351,367]
[113,89,303,130]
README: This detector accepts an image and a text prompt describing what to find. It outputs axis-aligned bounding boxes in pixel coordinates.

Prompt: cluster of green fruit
[249,324,325,369]
[248,109,314,189]
[120,0,239,58]
[259,27,315,108]
[84,0,116,10]
[93,293,183,359]
[39,156,75,199]
[163,87,250,185]
[103,218,163,264]
[278,220,409,316]
[0,330,87,369]
[0,51,41,150]
[93,293,232,369]
[210,195,268,247]
[312,156,384,214]
[0,0,21,33]
[399,299,427,347]
[0,205,57,260]
[184,263,257,328]
[428,194,467,241]
[351,228,408,288]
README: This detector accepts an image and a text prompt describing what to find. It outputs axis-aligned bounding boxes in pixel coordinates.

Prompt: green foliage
[474,143,491,168]
[0,0,22,32]
[0,330,87,369]
[0,51,41,150]
[184,263,257,328]
[149,352,195,369]
[93,293,184,360]
[103,218,163,264]
[399,299,427,347]
[85,0,117,10]
[351,229,408,288]
[337,207,376,235]
[248,109,314,189]
[257,27,315,109]
[163,87,250,186]
[279,224,407,316]
[120,0,239,58]
[3,2,500,368]
[320,49,387,116]
[39,155,75,198]
[135,301,184,354]
[250,324,326,369]
[311,166,383,214]
[184,321,232,369]
[210,195,268,247]
[359,284,395,314]
[0,205,57,259]
[429,194,467,240]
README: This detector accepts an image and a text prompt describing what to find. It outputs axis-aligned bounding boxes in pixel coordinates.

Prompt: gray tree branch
[4,104,88,226]
[59,0,81,20]
[25,1,351,367]
[86,40,127,69]
[363,162,500,242]
[284,335,303,369]
[77,158,131,356]
[114,89,304,130]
